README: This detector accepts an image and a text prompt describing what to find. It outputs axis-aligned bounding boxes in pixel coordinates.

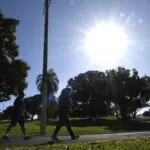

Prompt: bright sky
[1,0,150,113]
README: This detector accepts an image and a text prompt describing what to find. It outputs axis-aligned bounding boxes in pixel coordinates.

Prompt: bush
[143,111,150,116]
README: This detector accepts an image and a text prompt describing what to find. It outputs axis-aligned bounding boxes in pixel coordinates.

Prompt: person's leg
[52,120,62,140]
[64,117,75,137]
[65,117,80,140]
[18,116,31,140]
[4,124,13,137]
[20,126,26,136]
[52,120,62,136]
[3,116,17,140]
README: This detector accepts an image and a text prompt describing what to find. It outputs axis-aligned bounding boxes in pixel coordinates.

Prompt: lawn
[3,137,150,150]
[0,116,150,137]
[1,117,150,149]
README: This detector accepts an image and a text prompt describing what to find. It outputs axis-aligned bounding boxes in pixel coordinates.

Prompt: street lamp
[40,0,52,135]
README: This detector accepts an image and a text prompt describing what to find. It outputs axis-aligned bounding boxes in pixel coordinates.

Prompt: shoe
[52,136,61,141]
[2,135,10,141]
[71,135,80,140]
[24,136,32,140]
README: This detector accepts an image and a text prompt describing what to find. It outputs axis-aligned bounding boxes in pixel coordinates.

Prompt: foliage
[0,111,4,120]
[67,67,150,119]
[106,67,150,119]
[24,94,58,120]
[143,110,150,116]
[36,68,59,123]
[0,11,30,102]
[36,68,59,95]
[3,106,13,118]
[24,95,41,120]
[68,71,108,118]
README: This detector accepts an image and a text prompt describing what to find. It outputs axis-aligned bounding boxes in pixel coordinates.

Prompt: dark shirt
[13,97,25,116]
[58,106,69,118]
[58,94,73,118]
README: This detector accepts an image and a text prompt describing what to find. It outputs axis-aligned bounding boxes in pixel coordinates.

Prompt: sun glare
[83,22,129,66]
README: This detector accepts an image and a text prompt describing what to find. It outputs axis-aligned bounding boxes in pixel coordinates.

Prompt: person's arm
[68,97,73,113]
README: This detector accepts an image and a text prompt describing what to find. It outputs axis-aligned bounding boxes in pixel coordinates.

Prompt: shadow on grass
[47,118,150,132]
[1,118,149,133]
[99,119,150,132]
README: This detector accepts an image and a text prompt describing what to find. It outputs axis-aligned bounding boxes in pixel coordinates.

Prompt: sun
[83,22,129,66]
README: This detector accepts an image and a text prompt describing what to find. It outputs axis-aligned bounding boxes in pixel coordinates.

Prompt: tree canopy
[36,68,59,96]
[67,67,150,119]
[0,11,30,102]
[24,94,58,120]
[24,94,41,120]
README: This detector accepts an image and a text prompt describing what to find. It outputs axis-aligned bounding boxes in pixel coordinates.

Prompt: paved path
[1,131,150,147]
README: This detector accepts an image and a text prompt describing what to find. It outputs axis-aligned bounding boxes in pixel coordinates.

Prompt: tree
[3,106,13,119]
[67,71,108,118]
[143,110,150,116]
[36,69,59,96]
[106,67,150,119]
[0,11,30,102]
[47,95,58,119]
[24,94,41,120]
[0,112,5,120]
[24,94,58,121]
[36,68,59,121]
[67,67,150,119]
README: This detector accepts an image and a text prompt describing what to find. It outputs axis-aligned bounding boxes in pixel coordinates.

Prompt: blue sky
[1,0,150,113]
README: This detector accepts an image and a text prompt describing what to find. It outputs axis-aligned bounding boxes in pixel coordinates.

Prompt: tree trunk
[119,97,128,120]
[132,112,137,118]
[46,106,50,124]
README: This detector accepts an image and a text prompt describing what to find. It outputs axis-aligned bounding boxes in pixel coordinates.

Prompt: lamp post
[40,0,52,135]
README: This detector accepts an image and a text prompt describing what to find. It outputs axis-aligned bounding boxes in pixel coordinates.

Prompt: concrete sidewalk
[1,131,150,147]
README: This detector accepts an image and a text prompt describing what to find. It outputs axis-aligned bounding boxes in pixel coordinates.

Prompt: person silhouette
[51,87,79,141]
[2,92,31,140]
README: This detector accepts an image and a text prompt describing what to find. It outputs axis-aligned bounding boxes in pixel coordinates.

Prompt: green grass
[1,117,150,149]
[1,117,150,137]
[3,137,150,150]
[0,119,111,137]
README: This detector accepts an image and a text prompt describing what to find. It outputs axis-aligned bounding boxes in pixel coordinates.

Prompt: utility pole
[40,0,52,135]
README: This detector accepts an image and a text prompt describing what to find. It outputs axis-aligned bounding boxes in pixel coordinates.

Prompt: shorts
[10,115,25,127]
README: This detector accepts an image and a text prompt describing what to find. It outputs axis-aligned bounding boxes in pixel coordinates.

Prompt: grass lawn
[0,116,150,137]
[1,117,150,149]
[8,137,150,150]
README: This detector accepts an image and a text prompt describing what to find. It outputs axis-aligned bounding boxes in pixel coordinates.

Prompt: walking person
[2,92,31,140]
[51,87,79,141]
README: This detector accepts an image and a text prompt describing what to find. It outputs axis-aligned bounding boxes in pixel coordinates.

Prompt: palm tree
[36,68,59,122]
[36,68,59,95]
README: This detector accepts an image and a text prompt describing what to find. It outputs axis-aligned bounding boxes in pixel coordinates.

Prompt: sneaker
[24,136,32,140]
[52,136,61,141]
[2,135,10,141]
[71,135,80,140]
